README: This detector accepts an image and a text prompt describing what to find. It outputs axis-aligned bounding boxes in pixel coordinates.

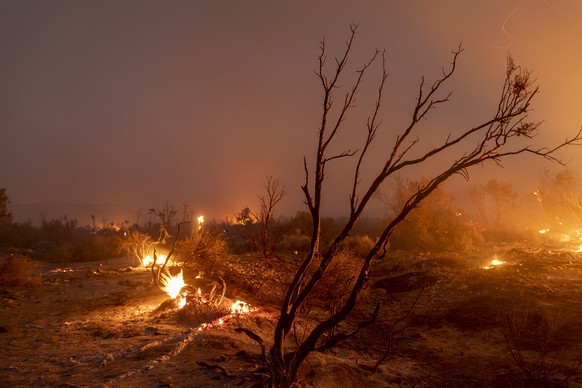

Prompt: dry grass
[0,254,42,286]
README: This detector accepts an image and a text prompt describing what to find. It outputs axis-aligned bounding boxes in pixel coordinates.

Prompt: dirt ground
[2,240,582,387]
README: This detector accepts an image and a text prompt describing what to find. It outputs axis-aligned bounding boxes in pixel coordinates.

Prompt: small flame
[575,243,582,253]
[160,269,186,299]
[539,228,550,234]
[142,254,167,268]
[231,300,250,314]
[49,268,76,273]
[482,256,505,270]
[142,256,154,267]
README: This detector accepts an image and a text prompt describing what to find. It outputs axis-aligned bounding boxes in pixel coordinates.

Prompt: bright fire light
[576,244,582,253]
[160,269,186,299]
[197,215,204,230]
[482,256,505,270]
[142,256,154,267]
[142,254,167,267]
[538,228,550,234]
[231,300,250,314]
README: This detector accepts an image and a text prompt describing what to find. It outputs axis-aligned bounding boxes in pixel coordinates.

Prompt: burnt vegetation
[3,25,582,387]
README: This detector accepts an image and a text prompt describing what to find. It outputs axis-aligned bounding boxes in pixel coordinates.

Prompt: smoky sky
[1,0,581,221]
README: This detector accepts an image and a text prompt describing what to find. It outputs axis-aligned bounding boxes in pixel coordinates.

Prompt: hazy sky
[1,1,581,222]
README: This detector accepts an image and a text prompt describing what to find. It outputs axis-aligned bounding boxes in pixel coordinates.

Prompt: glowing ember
[159,269,186,299]
[231,300,250,314]
[49,268,76,273]
[482,256,505,270]
[538,228,550,234]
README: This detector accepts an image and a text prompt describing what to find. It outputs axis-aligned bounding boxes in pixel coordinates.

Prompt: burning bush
[0,254,42,286]
[118,230,155,267]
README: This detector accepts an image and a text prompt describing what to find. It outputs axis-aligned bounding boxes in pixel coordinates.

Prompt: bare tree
[235,176,287,260]
[468,178,518,229]
[237,25,582,387]
[535,168,582,231]
[148,202,178,230]
[148,204,189,285]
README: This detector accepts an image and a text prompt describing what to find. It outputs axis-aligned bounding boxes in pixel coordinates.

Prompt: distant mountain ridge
[9,201,140,227]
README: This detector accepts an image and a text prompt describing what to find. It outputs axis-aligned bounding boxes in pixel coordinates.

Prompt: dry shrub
[0,254,42,286]
[343,234,376,258]
[177,230,229,275]
[118,230,154,266]
[280,232,311,253]
[502,305,578,384]
[306,248,364,311]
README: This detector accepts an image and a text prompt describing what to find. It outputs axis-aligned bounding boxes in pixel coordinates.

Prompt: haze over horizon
[2,1,582,224]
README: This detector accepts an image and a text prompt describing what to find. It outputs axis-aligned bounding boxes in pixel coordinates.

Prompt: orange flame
[231,300,250,314]
[160,269,186,299]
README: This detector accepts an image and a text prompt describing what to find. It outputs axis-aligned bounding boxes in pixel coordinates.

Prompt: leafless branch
[250,26,582,387]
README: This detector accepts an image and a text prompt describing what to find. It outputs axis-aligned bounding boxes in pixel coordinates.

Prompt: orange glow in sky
[1,1,581,223]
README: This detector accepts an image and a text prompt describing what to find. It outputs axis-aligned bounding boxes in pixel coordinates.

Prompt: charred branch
[255,25,582,387]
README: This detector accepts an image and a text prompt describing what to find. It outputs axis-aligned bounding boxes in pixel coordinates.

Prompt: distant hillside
[9,202,140,227]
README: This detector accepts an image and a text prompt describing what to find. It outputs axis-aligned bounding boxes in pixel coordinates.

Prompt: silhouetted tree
[236,25,582,387]
[535,168,582,231]
[235,176,286,260]
[469,178,518,229]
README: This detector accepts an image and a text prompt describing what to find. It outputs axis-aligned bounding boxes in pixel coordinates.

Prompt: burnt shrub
[280,231,311,254]
[0,254,42,286]
[177,229,229,276]
[388,179,479,252]
[305,248,365,311]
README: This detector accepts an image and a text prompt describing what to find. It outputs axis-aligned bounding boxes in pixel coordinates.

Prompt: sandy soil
[2,242,582,387]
